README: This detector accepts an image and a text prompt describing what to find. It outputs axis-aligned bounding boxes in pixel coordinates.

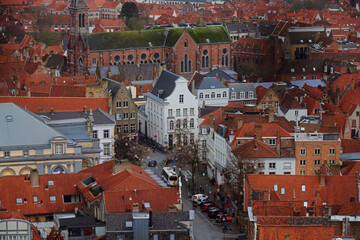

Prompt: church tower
[68,0,89,75]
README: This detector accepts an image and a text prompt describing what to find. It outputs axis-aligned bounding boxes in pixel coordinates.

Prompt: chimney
[238,119,244,129]
[209,114,214,128]
[26,88,31,97]
[30,169,39,187]
[293,188,296,200]
[335,88,340,107]
[268,108,274,122]
[83,106,87,114]
[327,205,332,215]
[191,79,195,94]
[320,173,326,186]
[50,108,54,115]
[254,124,262,140]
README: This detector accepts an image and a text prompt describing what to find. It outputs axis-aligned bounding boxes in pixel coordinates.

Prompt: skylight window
[210,86,215,89]
[300,40,304,43]
[302,68,305,72]
[291,68,295,73]
[309,39,312,43]
[48,180,54,186]
[313,67,316,71]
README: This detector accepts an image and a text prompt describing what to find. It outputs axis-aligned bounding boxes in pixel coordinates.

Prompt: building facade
[139,70,198,148]
[294,132,341,175]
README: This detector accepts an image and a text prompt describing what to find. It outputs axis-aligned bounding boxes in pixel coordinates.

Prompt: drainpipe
[346,217,348,237]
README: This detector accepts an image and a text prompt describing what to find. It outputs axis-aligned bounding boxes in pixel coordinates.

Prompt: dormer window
[248,91,253,98]
[55,144,63,154]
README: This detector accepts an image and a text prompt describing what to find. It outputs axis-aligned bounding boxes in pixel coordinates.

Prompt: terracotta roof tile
[0,96,109,113]
[232,139,280,158]
[341,139,360,154]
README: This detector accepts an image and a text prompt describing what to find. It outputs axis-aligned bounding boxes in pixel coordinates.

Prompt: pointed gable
[233,139,280,158]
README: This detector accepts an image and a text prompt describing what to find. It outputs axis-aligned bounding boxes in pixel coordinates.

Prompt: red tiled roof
[200,108,223,127]
[245,174,357,210]
[302,95,320,116]
[303,84,323,101]
[0,173,85,215]
[101,1,121,8]
[104,188,180,213]
[341,139,360,154]
[339,88,360,114]
[232,139,280,158]
[341,161,360,175]
[0,96,109,113]
[256,85,268,104]
[258,225,335,240]
[0,212,42,239]
[231,122,291,146]
[337,202,360,215]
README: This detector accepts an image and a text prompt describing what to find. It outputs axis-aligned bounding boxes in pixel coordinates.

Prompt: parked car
[199,200,215,207]
[148,160,157,167]
[192,194,208,203]
[201,203,218,212]
[208,207,222,218]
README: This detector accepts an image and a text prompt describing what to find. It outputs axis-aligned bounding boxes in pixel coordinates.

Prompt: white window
[116,113,122,120]
[190,108,194,116]
[199,93,203,99]
[123,101,128,108]
[190,118,194,128]
[123,113,129,119]
[231,92,236,99]
[23,150,29,157]
[314,149,320,155]
[275,102,279,109]
[124,125,129,133]
[240,92,245,99]
[92,58,97,65]
[183,108,187,116]
[273,184,278,191]
[55,144,63,154]
[248,91,253,98]
[304,201,308,207]
[169,120,174,130]
[269,139,276,145]
[176,109,181,116]
[131,112,136,119]
[33,196,38,203]
[168,109,173,116]
[262,103,266,109]
[170,234,175,240]
[179,94,184,103]
[93,130,98,138]
[16,198,23,204]
[50,196,56,202]
[131,124,136,132]
[116,102,121,108]
[301,184,306,192]
[300,170,306,175]
[4,151,10,158]
[269,163,276,169]
[48,180,54,186]
[329,148,335,155]
[104,144,110,156]
[103,130,109,138]
[211,92,215,98]
[283,162,291,169]
[223,91,227,98]
[205,94,209,99]
[300,160,306,166]
[329,159,335,165]
[280,188,285,195]
[300,149,306,155]
[314,159,320,166]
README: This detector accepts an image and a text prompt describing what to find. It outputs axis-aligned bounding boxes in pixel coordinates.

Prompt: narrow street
[144,150,246,240]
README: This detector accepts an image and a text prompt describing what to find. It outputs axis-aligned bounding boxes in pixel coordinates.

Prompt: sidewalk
[182,174,243,236]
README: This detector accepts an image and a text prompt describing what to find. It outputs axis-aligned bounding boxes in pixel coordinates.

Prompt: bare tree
[115,134,146,167]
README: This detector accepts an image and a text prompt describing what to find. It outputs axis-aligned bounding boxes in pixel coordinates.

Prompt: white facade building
[194,77,229,107]
[139,70,199,148]
[261,158,296,175]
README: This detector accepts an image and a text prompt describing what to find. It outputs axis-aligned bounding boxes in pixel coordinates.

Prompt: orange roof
[102,1,121,8]
[341,139,360,154]
[339,88,360,114]
[245,174,357,210]
[0,212,42,239]
[231,122,291,146]
[104,188,180,213]
[232,139,280,158]
[0,96,109,113]
[0,173,84,215]
[256,85,268,104]
[200,108,223,127]
[303,84,323,101]
[258,225,335,240]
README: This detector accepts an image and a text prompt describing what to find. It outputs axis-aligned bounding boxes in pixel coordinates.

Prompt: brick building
[294,132,340,175]
[67,0,232,78]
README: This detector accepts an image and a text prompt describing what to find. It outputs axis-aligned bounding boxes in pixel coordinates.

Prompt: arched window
[181,54,191,73]
[183,119,187,128]
[199,93,204,99]
[211,92,215,98]
[169,120,174,130]
[78,14,82,28]
[82,13,85,28]
[202,49,209,68]
[53,166,65,174]
[176,119,181,129]
[223,91,227,98]
[184,40,188,48]
[190,118,194,128]
[231,92,236,99]
[248,91,254,98]
[240,92,245,99]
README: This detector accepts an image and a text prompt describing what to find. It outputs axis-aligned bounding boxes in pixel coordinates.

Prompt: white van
[192,194,208,203]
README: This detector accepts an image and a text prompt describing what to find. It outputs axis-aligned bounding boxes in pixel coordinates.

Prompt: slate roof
[151,70,179,99]
[85,26,230,51]
[38,108,115,125]
[106,212,190,231]
[206,68,236,81]
[46,118,92,142]
[229,83,256,97]
[196,77,227,90]
[0,103,71,149]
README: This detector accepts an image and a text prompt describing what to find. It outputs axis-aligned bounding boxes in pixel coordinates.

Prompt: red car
[200,203,218,212]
